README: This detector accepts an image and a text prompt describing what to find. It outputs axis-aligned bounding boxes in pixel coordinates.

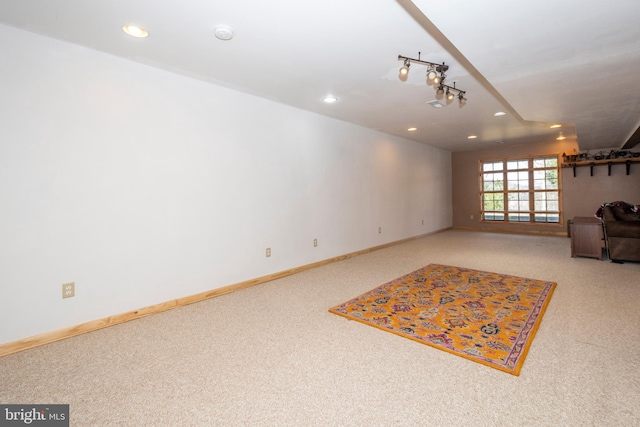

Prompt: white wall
[0,24,452,345]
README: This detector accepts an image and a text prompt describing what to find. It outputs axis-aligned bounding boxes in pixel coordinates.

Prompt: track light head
[446,89,455,101]
[437,84,445,96]
[399,59,410,77]
[434,73,446,85]
[427,67,437,80]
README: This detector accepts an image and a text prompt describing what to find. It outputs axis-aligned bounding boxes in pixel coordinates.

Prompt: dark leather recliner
[601,204,640,262]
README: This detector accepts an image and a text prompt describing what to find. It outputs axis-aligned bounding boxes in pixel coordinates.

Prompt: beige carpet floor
[1,230,639,426]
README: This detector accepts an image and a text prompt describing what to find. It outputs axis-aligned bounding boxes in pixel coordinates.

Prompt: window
[480,155,561,224]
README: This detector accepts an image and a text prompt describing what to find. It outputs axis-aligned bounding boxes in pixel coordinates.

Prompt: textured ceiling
[1,0,639,152]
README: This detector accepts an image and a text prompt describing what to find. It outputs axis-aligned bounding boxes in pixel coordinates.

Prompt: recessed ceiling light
[493,111,506,117]
[556,135,566,140]
[214,25,234,41]
[468,135,478,139]
[322,95,337,103]
[122,25,149,38]
[427,100,443,109]
[407,127,417,132]
[550,124,562,128]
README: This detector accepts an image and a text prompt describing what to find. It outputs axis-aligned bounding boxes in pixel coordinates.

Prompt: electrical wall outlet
[266,247,271,257]
[62,282,75,299]
[313,238,318,247]
[470,214,474,220]
[378,227,382,234]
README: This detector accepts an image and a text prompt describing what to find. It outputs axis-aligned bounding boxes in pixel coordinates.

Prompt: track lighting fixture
[398,52,467,105]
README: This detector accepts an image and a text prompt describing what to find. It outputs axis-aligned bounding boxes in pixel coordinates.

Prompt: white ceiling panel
[1,0,638,151]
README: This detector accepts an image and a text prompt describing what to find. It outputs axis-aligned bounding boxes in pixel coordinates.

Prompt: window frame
[478,154,563,226]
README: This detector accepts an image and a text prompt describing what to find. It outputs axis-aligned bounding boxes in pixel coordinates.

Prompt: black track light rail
[397,54,448,72]
[440,82,466,99]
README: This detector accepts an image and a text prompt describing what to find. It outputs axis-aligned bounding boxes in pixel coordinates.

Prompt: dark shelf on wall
[561,158,640,177]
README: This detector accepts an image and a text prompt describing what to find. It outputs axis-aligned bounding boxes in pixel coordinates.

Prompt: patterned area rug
[329,264,556,375]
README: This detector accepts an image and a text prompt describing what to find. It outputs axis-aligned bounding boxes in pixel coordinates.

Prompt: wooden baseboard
[0,228,449,358]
